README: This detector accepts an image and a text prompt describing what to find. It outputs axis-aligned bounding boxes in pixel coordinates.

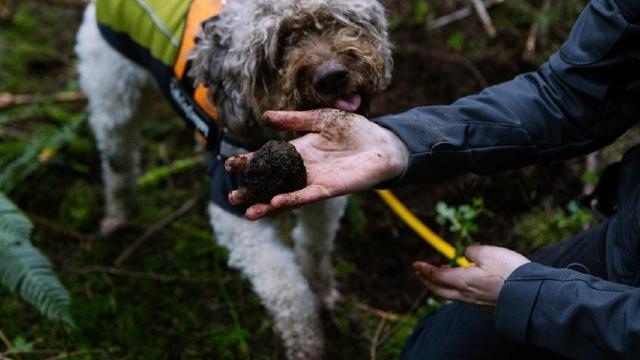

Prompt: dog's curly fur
[188,0,392,140]
[76,1,391,358]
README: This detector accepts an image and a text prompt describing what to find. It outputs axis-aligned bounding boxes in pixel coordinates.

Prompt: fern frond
[0,192,73,325]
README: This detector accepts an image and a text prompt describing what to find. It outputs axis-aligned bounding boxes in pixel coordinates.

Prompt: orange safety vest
[174,0,224,145]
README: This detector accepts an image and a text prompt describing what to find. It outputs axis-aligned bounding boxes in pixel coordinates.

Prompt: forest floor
[1,0,637,359]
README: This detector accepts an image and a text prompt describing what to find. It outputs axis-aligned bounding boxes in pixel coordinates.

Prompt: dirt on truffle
[245,140,307,203]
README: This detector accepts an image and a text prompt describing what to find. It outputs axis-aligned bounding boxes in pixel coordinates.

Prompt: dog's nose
[313,63,348,95]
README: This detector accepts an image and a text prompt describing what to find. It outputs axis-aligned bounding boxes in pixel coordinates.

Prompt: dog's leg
[76,4,151,235]
[292,196,348,309]
[209,204,324,360]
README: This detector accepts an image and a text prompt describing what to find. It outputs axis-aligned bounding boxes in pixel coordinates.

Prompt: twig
[369,318,387,360]
[0,127,30,141]
[0,0,15,23]
[0,91,86,109]
[114,197,200,266]
[523,0,551,60]
[355,301,400,322]
[0,329,11,350]
[44,349,102,360]
[27,213,92,243]
[428,0,503,34]
[468,0,497,37]
[65,266,217,283]
[428,0,504,32]
[378,291,428,346]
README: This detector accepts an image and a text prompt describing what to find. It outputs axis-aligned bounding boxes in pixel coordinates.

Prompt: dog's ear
[189,17,228,90]
[189,16,260,139]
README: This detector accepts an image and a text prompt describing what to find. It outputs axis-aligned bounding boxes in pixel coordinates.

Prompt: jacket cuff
[494,263,545,343]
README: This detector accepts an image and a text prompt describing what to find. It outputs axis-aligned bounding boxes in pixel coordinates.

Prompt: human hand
[225,109,410,220]
[413,245,530,312]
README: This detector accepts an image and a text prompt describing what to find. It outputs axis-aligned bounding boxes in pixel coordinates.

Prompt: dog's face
[265,13,389,115]
[189,0,392,140]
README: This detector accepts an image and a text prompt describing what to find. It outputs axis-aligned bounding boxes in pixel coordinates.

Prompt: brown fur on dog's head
[263,15,388,115]
[189,0,392,141]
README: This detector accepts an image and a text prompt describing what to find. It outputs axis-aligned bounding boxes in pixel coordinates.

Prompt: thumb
[463,245,492,264]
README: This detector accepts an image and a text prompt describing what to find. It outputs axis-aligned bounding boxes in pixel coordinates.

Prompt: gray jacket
[374,0,640,358]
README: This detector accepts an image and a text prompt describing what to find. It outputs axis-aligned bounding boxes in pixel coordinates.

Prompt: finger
[228,187,252,205]
[415,272,495,309]
[225,153,254,173]
[414,272,464,301]
[263,109,334,132]
[270,185,333,209]
[413,262,468,289]
[463,244,494,263]
[245,203,278,220]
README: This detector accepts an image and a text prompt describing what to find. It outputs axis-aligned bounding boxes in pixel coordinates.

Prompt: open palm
[226,109,409,220]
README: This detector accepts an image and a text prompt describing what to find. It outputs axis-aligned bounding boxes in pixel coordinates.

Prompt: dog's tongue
[334,94,362,113]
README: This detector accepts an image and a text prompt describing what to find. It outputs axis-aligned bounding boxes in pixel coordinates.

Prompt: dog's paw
[322,287,344,310]
[99,216,128,237]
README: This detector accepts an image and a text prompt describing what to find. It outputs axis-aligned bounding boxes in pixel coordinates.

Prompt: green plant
[411,0,430,25]
[3,336,34,355]
[514,200,593,252]
[436,198,489,263]
[0,111,86,192]
[0,106,82,326]
[0,191,73,325]
[447,32,465,51]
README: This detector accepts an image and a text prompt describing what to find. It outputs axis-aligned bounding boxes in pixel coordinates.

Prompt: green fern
[0,191,73,325]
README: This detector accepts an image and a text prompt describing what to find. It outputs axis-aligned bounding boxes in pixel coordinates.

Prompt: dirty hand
[225,109,410,220]
[413,245,530,312]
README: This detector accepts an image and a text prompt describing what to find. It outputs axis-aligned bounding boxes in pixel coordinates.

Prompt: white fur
[76,4,351,359]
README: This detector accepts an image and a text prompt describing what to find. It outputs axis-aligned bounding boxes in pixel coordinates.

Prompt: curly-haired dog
[76,0,392,358]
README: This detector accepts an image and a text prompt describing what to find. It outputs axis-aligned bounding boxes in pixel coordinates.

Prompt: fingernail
[262,111,279,122]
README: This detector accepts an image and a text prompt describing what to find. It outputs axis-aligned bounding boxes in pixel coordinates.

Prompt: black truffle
[245,140,307,203]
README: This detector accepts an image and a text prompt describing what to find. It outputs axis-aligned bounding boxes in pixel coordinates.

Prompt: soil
[245,140,307,203]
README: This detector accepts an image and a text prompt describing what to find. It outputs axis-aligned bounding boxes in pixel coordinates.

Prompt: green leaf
[0,192,73,325]
[5,336,34,354]
[0,114,86,192]
[447,32,465,51]
[137,155,205,188]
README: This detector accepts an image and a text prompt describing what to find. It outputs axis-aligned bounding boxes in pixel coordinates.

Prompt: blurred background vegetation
[1,0,638,359]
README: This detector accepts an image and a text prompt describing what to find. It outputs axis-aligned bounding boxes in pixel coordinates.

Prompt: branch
[0,91,86,109]
[114,197,200,266]
[0,0,15,24]
[65,266,216,283]
[428,0,504,33]
[378,291,428,345]
[522,0,551,60]
[28,213,92,243]
[369,318,387,360]
[355,301,400,322]
[468,0,497,37]
[0,329,11,351]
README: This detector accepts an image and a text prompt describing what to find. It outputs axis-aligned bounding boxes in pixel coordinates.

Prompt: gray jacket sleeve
[495,262,640,359]
[372,0,640,357]
[373,0,640,185]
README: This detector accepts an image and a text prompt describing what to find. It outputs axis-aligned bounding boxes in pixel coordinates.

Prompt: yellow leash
[375,190,472,267]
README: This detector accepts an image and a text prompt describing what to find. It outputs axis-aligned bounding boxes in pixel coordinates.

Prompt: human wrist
[380,126,409,181]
